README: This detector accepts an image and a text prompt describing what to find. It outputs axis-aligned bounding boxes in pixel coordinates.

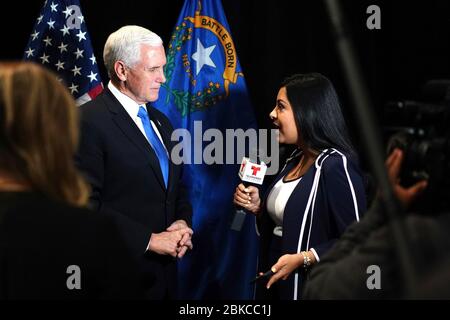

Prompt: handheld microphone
[230,157,267,231]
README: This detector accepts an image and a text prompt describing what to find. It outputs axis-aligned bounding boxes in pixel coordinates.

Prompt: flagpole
[324,0,417,297]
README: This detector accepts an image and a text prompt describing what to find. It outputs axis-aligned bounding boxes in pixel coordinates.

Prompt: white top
[266,176,301,237]
[108,81,167,154]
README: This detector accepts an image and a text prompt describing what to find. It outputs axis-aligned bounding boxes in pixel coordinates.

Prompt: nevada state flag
[154,0,258,299]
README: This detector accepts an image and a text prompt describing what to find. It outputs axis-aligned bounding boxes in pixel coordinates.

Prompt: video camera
[383,81,450,213]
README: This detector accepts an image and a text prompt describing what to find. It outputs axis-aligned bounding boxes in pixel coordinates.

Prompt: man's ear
[114,61,127,82]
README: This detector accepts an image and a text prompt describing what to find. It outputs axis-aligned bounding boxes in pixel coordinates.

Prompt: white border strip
[331,149,360,221]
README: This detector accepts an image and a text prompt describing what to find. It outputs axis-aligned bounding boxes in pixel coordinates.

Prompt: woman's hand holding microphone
[233,183,262,214]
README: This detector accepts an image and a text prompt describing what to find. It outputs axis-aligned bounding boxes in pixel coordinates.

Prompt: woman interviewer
[234,73,367,300]
[0,62,141,299]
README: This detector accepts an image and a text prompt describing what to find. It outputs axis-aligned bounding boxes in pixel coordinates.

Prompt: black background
[2,0,450,159]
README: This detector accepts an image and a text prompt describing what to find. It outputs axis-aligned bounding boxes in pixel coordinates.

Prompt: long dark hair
[282,73,356,157]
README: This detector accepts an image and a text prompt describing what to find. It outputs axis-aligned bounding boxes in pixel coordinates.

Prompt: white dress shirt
[108,81,167,154]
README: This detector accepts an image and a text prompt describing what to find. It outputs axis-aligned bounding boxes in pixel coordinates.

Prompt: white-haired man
[76,25,193,299]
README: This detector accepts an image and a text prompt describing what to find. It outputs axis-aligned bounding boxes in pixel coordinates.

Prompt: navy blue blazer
[75,88,192,299]
[257,148,367,300]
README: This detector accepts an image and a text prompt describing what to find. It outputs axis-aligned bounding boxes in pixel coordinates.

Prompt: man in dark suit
[76,25,193,299]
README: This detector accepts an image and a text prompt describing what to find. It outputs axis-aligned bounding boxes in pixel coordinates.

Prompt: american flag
[23,0,103,105]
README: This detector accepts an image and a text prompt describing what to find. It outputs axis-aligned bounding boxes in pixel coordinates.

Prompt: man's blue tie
[137,106,169,188]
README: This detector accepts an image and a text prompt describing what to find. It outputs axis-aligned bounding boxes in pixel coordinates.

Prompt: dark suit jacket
[0,191,142,299]
[256,148,367,300]
[75,88,192,299]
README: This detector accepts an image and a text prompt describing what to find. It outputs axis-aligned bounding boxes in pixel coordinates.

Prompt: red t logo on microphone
[251,165,261,176]
[240,161,246,172]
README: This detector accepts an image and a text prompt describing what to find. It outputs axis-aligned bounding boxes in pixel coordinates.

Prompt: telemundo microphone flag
[23,0,103,105]
[154,0,258,299]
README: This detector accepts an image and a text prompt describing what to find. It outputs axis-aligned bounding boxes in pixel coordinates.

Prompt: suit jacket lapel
[102,89,167,191]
